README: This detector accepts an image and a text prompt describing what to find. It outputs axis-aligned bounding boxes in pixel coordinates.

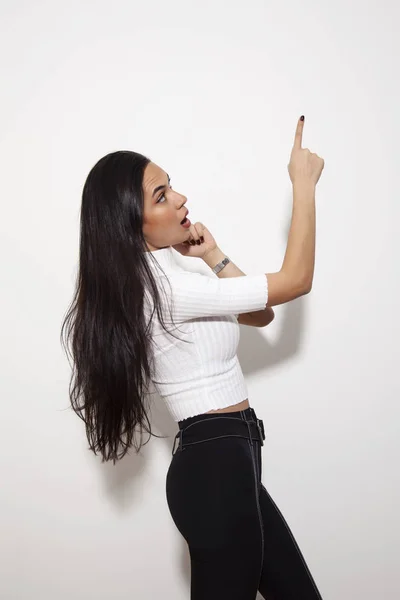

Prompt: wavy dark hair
[60,151,185,464]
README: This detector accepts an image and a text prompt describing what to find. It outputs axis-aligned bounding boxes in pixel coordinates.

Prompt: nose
[178,194,188,207]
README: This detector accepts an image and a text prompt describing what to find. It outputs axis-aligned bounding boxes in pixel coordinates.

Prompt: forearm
[282,182,316,289]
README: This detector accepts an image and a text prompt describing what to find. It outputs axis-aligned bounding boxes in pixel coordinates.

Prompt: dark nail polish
[300,115,304,121]
[196,240,200,245]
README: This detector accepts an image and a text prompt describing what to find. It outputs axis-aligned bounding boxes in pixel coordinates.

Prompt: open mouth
[180,215,191,228]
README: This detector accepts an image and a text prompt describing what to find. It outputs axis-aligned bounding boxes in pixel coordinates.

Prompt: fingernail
[300,115,304,121]
[200,236,204,242]
[196,240,201,245]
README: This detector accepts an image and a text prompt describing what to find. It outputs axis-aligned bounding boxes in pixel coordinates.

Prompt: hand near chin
[172,222,218,259]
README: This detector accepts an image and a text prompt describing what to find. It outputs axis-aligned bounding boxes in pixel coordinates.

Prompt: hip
[165,406,266,545]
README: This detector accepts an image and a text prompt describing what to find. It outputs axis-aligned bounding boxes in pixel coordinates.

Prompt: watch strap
[212,256,230,274]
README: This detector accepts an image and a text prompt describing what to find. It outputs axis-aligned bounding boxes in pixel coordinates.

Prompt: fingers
[187,222,204,245]
[293,116,304,150]
[193,222,201,239]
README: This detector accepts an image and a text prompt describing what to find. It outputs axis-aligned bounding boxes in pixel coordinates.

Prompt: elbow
[300,279,313,295]
[260,307,275,327]
[265,270,313,307]
[264,314,275,327]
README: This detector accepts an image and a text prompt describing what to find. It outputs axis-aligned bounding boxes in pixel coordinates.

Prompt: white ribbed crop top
[143,246,268,421]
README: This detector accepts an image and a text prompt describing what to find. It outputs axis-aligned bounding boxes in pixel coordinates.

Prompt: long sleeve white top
[143,246,268,421]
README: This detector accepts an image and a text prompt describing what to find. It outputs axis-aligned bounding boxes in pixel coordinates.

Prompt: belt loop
[178,428,183,453]
[256,418,266,445]
[241,410,254,446]
[171,432,178,456]
[249,407,266,446]
[171,429,183,456]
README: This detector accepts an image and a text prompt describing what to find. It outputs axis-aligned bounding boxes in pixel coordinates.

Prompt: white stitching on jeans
[260,483,323,599]
[246,439,264,583]
[240,410,264,585]
[173,417,261,454]
[178,433,261,446]
[180,415,257,432]
[172,429,262,455]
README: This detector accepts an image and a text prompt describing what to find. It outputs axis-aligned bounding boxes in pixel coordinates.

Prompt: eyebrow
[152,173,171,198]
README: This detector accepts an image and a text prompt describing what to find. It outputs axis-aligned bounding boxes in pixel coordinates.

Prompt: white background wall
[1,0,399,598]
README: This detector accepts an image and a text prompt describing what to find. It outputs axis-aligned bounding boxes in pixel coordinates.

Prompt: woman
[61,115,324,599]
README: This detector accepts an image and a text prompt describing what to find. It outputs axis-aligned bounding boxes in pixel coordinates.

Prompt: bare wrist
[292,180,316,203]
[292,179,316,193]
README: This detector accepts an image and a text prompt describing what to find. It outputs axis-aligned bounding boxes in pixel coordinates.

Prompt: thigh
[258,484,323,600]
[166,437,264,600]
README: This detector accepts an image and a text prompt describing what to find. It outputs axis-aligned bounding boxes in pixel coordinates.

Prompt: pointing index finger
[293,116,305,149]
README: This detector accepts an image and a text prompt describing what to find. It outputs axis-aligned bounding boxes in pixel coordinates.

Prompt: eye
[157,184,172,204]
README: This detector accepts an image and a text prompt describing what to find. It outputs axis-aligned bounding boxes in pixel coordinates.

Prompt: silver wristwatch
[212,256,230,274]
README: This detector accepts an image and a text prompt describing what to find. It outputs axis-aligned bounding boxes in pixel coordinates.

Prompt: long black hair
[60,151,184,464]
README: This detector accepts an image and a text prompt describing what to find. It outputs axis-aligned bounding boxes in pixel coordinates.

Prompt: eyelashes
[157,185,172,203]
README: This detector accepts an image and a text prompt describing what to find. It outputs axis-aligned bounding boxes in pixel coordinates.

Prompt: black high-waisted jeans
[166,406,323,600]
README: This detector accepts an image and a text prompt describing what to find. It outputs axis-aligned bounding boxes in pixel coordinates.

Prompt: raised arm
[204,116,324,309]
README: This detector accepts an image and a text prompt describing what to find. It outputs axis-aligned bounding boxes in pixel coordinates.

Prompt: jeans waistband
[172,407,266,456]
